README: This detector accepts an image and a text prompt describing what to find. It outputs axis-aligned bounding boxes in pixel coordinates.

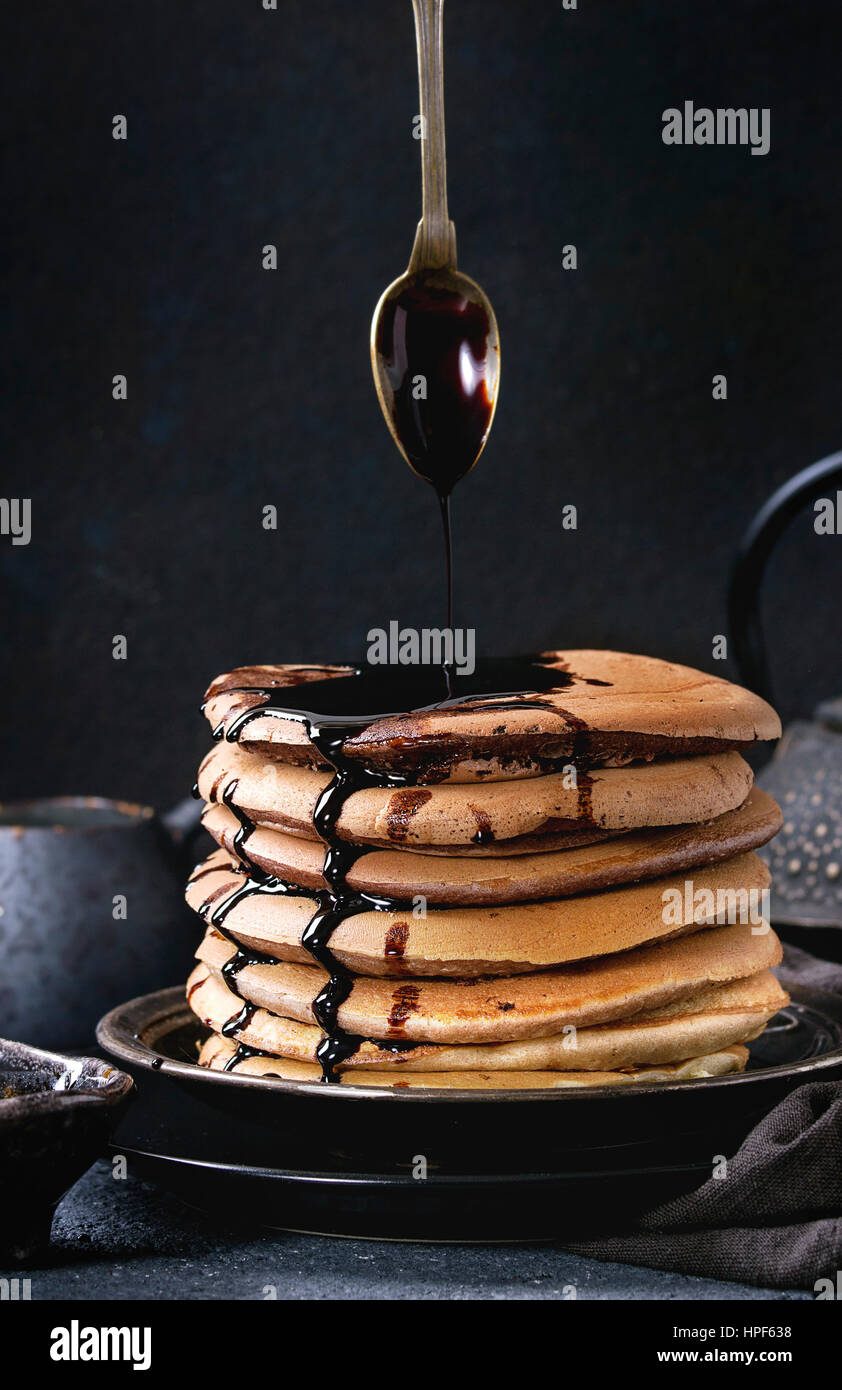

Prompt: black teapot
[729,448,842,944]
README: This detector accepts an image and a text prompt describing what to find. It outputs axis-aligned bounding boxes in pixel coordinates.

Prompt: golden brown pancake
[202,651,780,777]
[199,786,781,905]
[201,800,620,864]
[186,848,771,977]
[199,1034,751,1089]
[188,964,784,1070]
[190,918,783,1044]
[196,744,754,847]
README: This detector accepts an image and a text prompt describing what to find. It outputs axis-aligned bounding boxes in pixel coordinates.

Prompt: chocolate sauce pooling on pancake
[203,657,608,1080]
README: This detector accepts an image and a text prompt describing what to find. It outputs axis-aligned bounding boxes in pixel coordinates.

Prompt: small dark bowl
[0,1038,133,1264]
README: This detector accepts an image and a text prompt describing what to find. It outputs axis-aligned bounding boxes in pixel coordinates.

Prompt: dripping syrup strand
[221,1002,256,1038]
[438,489,454,696]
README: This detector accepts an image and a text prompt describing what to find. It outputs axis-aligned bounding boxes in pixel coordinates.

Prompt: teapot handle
[728,449,842,705]
[161,795,205,852]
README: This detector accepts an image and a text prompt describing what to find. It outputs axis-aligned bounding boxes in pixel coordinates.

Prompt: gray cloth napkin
[563,945,842,1290]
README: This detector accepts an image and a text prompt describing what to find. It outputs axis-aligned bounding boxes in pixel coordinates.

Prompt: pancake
[201,800,620,865]
[196,743,754,847]
[202,651,780,777]
[190,918,783,1044]
[186,848,771,977]
[199,1034,751,1088]
[188,964,785,1070]
[199,786,781,905]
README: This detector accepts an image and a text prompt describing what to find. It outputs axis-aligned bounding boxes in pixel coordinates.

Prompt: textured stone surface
[10,1162,807,1301]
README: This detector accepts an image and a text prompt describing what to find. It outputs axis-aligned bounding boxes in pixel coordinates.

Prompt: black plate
[96,984,842,1241]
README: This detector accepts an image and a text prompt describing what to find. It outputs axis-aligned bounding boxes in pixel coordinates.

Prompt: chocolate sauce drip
[223,1042,270,1073]
[221,948,265,997]
[188,862,222,887]
[387,982,421,1035]
[208,871,309,927]
[197,882,234,919]
[439,492,454,641]
[470,805,496,846]
[555,709,597,824]
[221,1001,256,1038]
[299,895,362,1075]
[384,921,410,963]
[220,778,262,873]
[385,788,433,843]
[203,872,311,1002]
[200,656,611,1082]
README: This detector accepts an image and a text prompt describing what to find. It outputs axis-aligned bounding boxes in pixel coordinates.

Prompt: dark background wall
[2,0,840,810]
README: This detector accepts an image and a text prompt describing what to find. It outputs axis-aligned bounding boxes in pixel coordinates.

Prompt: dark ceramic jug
[0,795,204,1050]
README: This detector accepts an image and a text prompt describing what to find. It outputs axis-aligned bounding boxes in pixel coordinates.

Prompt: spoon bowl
[371,262,500,493]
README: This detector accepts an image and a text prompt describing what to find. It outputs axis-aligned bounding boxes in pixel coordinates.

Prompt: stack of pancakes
[186,651,788,1089]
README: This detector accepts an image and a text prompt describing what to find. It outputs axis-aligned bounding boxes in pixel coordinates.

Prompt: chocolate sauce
[220,656,584,737]
[202,656,609,1081]
[206,871,306,925]
[373,273,497,635]
[387,982,421,1035]
[197,817,418,1077]
[220,779,258,871]
[384,921,410,962]
[202,873,309,1007]
[188,861,222,887]
[221,947,265,996]
[373,274,495,497]
[470,805,495,846]
[223,1042,269,1073]
[439,491,454,635]
[221,1001,257,1038]
[555,709,596,823]
[385,788,433,843]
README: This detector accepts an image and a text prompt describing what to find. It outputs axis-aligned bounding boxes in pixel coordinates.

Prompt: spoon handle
[409,0,457,272]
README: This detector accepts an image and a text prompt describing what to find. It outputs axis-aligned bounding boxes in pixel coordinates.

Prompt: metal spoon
[370,0,501,502]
